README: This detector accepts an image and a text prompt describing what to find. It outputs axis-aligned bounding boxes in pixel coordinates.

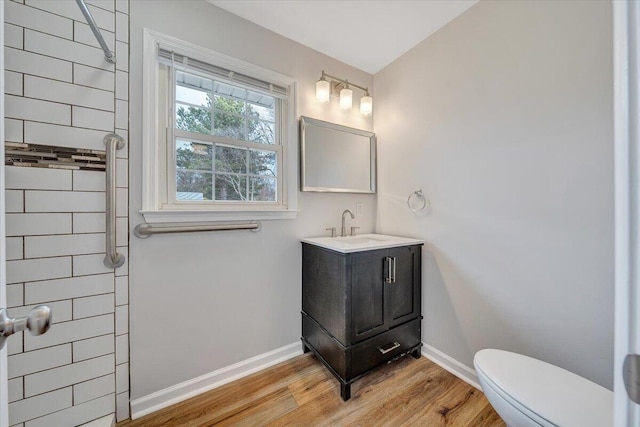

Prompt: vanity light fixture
[360,92,373,117]
[315,75,330,103]
[315,70,373,116]
[340,84,353,110]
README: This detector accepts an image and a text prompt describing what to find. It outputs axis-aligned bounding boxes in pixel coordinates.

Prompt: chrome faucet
[341,209,355,237]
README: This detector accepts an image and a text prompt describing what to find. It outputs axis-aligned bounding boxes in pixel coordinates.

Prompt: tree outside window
[174,72,278,202]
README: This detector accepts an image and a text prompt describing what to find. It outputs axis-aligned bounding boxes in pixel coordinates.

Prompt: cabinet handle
[385,257,393,283]
[392,257,396,283]
[379,341,401,354]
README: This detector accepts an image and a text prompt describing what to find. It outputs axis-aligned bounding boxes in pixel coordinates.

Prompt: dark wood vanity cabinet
[301,243,422,400]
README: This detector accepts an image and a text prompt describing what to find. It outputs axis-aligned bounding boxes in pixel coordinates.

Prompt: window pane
[176,140,212,170]
[212,97,245,139]
[247,119,275,144]
[171,67,282,205]
[176,75,278,148]
[214,81,247,104]
[215,174,246,201]
[176,170,212,200]
[249,150,276,176]
[176,85,209,107]
[176,105,211,134]
[215,145,247,174]
[249,177,276,201]
[175,72,213,135]
[214,95,246,115]
[249,102,275,121]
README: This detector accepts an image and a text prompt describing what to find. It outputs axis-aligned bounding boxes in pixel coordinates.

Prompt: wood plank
[118,354,505,427]
[287,364,334,407]
[402,377,504,426]
[211,388,298,427]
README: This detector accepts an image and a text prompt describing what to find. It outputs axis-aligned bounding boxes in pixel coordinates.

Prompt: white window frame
[141,29,298,223]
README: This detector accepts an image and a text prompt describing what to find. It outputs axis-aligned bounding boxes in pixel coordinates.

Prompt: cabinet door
[387,245,421,328]
[350,249,388,343]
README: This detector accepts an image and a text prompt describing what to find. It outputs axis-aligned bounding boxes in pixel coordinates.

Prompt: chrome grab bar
[75,0,116,63]
[104,133,126,269]
[134,222,261,238]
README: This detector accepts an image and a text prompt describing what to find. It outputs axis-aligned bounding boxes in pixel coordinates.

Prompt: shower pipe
[104,133,126,269]
[134,222,262,238]
[75,0,116,64]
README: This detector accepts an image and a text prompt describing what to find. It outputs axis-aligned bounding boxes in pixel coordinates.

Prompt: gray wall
[129,1,375,399]
[374,0,614,388]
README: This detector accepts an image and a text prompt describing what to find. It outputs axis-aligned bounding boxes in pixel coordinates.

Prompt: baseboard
[130,342,303,419]
[421,342,481,390]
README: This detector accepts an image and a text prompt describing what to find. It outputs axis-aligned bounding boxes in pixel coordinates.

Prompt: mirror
[300,116,376,193]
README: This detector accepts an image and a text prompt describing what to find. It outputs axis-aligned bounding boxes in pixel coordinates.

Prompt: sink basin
[335,236,385,244]
[301,233,423,253]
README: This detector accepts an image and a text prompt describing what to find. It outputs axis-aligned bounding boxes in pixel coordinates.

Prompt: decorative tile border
[5,142,106,171]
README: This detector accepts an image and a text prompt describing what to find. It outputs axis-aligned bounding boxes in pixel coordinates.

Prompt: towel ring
[407,189,429,212]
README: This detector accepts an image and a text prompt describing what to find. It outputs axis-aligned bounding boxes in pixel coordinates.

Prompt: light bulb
[315,78,330,103]
[340,87,353,110]
[360,95,373,116]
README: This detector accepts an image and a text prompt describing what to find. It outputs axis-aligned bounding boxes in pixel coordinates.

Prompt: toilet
[474,349,613,427]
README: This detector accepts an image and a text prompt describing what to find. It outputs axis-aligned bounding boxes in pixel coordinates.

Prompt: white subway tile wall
[73,335,115,362]
[24,122,110,151]
[5,118,24,142]
[73,170,107,192]
[5,213,72,236]
[25,394,114,427]
[73,63,115,92]
[4,240,22,262]
[6,284,24,307]
[74,374,116,405]
[8,300,73,324]
[74,21,116,50]
[5,47,73,82]
[5,71,23,96]
[4,0,130,424]
[8,332,23,356]
[73,213,106,234]
[8,344,72,379]
[8,378,24,403]
[8,387,72,426]
[4,24,24,50]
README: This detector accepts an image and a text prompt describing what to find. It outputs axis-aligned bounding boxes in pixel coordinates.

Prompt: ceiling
[208,1,478,75]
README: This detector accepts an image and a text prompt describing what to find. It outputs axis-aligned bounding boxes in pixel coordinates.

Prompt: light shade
[340,87,353,110]
[360,95,373,116]
[315,79,330,103]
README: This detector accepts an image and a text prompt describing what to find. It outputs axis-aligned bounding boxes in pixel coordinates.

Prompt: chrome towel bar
[75,0,116,64]
[134,222,262,239]
[104,133,126,269]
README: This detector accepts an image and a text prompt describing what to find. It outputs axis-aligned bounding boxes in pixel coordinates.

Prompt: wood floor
[118,353,505,427]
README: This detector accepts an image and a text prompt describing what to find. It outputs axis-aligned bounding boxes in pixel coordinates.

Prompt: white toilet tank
[474,349,613,427]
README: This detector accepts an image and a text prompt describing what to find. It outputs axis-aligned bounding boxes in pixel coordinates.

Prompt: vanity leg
[302,343,311,354]
[340,383,351,401]
[410,349,421,359]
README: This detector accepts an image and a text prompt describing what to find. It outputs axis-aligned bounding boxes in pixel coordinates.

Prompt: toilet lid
[474,349,613,427]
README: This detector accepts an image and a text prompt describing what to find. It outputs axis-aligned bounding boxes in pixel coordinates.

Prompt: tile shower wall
[4,0,130,425]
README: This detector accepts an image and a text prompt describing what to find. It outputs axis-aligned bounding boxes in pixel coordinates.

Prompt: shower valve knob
[0,305,52,350]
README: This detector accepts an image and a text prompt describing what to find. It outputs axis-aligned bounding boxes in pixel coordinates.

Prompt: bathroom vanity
[301,234,423,400]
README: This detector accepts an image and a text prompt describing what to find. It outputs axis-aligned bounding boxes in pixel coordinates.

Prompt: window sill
[139,208,299,224]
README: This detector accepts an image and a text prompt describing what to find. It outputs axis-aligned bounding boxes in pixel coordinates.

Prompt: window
[173,70,279,203]
[141,30,298,223]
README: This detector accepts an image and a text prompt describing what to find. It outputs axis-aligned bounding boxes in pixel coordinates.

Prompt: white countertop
[301,233,424,253]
